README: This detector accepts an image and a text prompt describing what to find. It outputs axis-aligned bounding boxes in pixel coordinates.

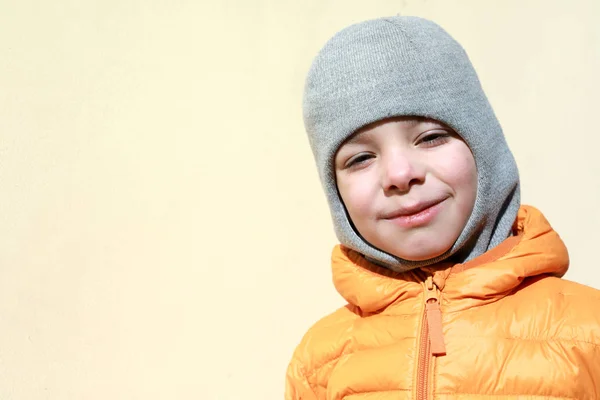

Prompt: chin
[398,250,446,262]
[387,241,452,262]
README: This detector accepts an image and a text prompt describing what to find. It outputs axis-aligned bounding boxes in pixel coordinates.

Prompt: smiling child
[285,16,600,400]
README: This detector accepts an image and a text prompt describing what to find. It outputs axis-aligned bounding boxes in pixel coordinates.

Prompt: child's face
[335,117,477,261]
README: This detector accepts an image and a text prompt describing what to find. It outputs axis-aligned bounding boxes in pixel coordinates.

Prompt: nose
[381,150,425,193]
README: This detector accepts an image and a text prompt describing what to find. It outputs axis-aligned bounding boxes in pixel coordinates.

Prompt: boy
[285,16,600,399]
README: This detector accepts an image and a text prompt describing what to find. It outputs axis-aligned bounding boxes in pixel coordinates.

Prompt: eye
[345,153,374,169]
[418,131,451,147]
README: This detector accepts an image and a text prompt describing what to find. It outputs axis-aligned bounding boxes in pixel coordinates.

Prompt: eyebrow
[345,118,426,146]
[345,130,373,146]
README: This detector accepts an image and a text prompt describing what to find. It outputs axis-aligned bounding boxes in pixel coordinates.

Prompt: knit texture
[303,16,520,271]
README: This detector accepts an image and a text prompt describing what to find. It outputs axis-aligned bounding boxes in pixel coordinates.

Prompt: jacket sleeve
[588,317,600,394]
[284,356,318,400]
[580,293,600,396]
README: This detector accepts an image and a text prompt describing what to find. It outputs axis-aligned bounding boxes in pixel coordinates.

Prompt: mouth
[381,198,448,228]
[382,198,446,219]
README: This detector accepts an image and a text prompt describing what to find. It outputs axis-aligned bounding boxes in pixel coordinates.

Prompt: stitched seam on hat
[381,18,416,47]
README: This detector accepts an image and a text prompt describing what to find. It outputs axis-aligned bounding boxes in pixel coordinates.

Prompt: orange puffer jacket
[285,206,600,399]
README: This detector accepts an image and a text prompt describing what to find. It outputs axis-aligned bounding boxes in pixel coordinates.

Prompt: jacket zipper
[416,276,446,400]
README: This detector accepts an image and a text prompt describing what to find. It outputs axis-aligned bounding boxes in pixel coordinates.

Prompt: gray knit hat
[303,16,520,271]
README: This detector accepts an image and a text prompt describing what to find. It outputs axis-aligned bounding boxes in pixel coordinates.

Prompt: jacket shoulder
[519,276,600,345]
[286,304,359,394]
[551,277,600,298]
[292,304,359,369]
[530,276,600,303]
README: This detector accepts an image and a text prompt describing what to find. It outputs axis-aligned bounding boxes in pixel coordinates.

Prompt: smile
[382,198,447,228]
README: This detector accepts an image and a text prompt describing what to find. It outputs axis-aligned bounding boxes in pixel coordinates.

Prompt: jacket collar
[331,206,569,314]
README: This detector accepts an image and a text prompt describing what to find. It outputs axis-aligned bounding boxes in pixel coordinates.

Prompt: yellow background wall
[0,0,598,398]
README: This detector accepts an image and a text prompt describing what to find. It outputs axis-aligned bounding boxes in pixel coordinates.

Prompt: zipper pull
[425,276,446,356]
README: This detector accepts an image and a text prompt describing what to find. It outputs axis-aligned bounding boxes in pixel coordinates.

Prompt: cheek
[439,144,477,194]
[337,173,377,220]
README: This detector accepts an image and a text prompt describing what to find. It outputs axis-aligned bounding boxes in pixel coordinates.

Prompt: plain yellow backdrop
[0,0,599,398]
